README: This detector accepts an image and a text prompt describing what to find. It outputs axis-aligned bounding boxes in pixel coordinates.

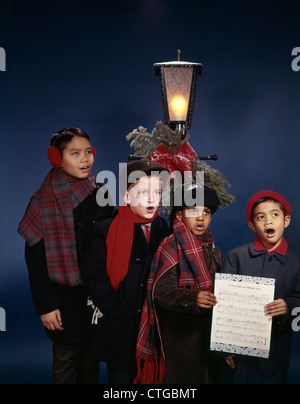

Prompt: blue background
[1,0,300,383]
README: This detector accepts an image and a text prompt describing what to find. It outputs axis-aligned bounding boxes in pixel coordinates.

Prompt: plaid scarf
[134,219,213,384]
[18,168,95,286]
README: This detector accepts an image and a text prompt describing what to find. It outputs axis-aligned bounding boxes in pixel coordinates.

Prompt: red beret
[246,191,291,223]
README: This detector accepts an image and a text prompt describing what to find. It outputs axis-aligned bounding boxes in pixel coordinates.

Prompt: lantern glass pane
[163,67,193,122]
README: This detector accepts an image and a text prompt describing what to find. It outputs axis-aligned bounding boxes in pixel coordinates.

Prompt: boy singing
[135,183,223,384]
[18,128,113,383]
[81,158,169,383]
[222,191,300,384]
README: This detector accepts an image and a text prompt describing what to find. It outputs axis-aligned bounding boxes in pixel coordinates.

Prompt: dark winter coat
[24,185,114,345]
[221,241,300,383]
[81,212,170,367]
[154,242,223,384]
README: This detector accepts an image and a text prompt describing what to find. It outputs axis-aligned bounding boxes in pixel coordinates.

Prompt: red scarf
[18,168,95,286]
[106,204,158,290]
[134,220,213,384]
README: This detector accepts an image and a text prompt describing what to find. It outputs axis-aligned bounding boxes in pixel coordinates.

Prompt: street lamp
[127,50,217,163]
[153,50,202,137]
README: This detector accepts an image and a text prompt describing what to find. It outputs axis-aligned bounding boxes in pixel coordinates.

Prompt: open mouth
[266,228,275,236]
[80,166,89,172]
[146,206,155,214]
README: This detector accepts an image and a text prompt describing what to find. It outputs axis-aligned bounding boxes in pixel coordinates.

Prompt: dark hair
[250,197,285,221]
[50,128,90,155]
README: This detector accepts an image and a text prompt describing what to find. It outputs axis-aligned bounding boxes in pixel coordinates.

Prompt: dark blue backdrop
[1,0,300,383]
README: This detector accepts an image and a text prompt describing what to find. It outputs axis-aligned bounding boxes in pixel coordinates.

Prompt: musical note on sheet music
[210,273,275,359]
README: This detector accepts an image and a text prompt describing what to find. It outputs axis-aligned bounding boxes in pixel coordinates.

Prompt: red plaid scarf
[18,168,95,286]
[134,219,213,384]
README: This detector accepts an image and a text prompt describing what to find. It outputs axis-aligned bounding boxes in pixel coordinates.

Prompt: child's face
[124,175,162,220]
[61,135,94,179]
[176,206,211,236]
[248,200,291,251]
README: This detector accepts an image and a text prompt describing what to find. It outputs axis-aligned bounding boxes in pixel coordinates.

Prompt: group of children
[18,128,300,384]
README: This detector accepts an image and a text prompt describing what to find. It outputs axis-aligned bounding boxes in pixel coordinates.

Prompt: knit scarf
[17,168,95,286]
[106,204,158,290]
[134,219,213,384]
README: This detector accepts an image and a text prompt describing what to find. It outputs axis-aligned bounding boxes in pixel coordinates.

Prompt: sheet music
[210,273,275,358]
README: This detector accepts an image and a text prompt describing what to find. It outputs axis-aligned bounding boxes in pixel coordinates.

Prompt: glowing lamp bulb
[169,95,188,121]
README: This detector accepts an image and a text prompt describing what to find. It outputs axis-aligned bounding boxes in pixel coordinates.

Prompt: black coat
[24,185,114,345]
[81,212,170,367]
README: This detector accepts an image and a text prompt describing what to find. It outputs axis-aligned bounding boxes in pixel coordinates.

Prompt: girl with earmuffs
[18,128,114,384]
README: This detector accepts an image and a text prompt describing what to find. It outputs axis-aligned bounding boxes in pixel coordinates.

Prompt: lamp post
[153,50,202,138]
[127,51,217,162]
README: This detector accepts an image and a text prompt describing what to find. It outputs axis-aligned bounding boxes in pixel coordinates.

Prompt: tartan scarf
[106,204,158,290]
[134,219,213,384]
[18,168,95,286]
